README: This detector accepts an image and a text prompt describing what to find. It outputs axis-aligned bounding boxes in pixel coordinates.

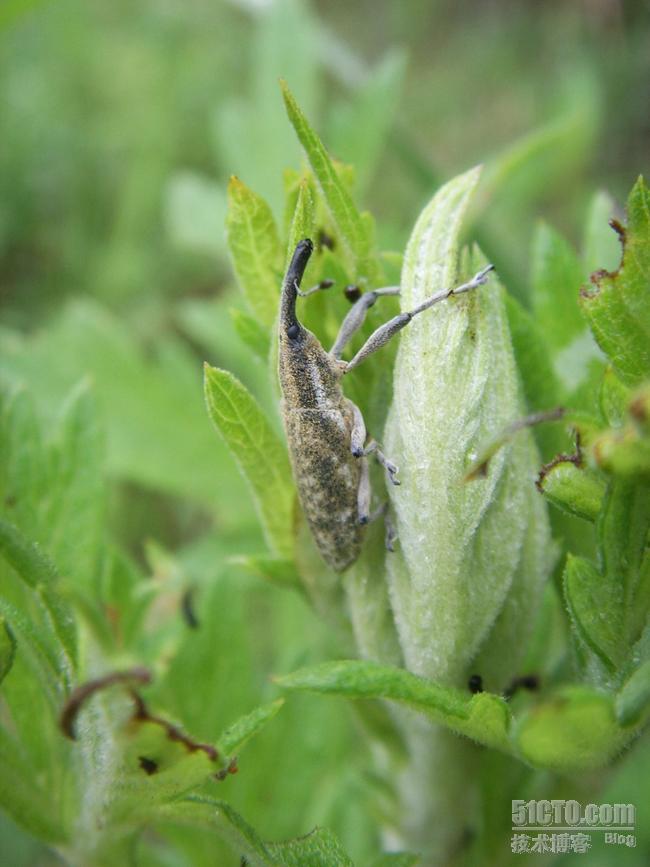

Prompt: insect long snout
[280,238,313,338]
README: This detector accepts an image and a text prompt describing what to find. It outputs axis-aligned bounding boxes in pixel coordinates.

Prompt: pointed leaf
[226,177,284,326]
[232,555,301,591]
[616,660,650,726]
[204,365,293,556]
[531,222,586,352]
[580,177,650,386]
[583,191,621,274]
[0,517,76,673]
[217,699,284,756]
[286,178,315,268]
[563,554,625,671]
[230,308,272,362]
[47,381,104,590]
[269,826,354,866]
[281,80,374,281]
[275,660,512,752]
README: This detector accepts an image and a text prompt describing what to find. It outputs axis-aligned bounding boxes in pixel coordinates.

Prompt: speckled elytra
[278,238,493,573]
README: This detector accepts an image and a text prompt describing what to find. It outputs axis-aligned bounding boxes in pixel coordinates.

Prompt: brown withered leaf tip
[535,431,583,492]
[130,691,219,763]
[59,667,152,740]
[582,214,627,299]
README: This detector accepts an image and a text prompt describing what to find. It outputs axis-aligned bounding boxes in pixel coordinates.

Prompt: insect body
[279,238,493,573]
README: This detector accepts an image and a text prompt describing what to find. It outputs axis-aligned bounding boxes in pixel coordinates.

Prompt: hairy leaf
[515,687,625,770]
[204,365,294,556]
[226,177,284,326]
[275,660,512,752]
[563,554,624,672]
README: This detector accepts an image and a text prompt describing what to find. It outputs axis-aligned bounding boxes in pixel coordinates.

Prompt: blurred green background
[0,0,649,864]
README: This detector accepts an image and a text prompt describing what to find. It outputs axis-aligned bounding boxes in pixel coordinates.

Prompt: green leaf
[563,554,625,672]
[599,479,650,642]
[231,554,301,591]
[161,795,359,867]
[515,687,625,770]
[0,726,67,844]
[583,191,622,274]
[580,176,650,386]
[155,796,278,865]
[286,178,316,268]
[269,826,354,867]
[532,222,585,348]
[504,294,565,411]
[275,660,512,752]
[0,616,16,684]
[0,387,46,534]
[230,307,272,362]
[204,365,294,557]
[599,365,630,427]
[0,517,77,673]
[0,597,64,700]
[281,80,374,281]
[217,699,284,756]
[47,381,104,591]
[226,177,284,326]
[616,660,650,726]
[538,462,605,522]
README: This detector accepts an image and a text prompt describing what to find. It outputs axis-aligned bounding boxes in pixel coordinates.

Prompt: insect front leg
[331,286,400,359]
[341,265,494,372]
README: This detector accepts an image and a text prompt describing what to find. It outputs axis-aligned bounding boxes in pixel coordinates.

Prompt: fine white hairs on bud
[382,167,553,686]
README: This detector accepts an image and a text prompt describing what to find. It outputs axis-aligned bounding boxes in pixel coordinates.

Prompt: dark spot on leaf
[468,674,483,694]
[504,673,540,700]
[138,756,158,775]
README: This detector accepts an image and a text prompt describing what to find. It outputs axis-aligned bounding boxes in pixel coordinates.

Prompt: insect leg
[364,440,400,486]
[331,287,400,359]
[363,500,398,552]
[349,401,400,485]
[357,455,371,524]
[342,265,494,372]
[294,278,334,298]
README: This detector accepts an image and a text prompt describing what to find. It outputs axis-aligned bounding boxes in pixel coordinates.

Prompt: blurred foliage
[1,0,650,865]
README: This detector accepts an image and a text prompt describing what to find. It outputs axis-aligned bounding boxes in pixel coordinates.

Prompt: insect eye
[286,324,300,340]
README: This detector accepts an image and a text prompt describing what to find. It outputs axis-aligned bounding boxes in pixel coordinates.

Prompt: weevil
[278,238,494,572]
